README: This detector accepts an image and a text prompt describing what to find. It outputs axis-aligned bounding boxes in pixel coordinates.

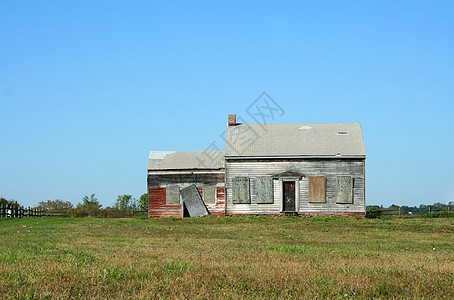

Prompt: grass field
[1,216,453,299]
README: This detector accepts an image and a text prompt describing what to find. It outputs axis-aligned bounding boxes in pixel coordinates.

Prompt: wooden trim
[281,179,297,212]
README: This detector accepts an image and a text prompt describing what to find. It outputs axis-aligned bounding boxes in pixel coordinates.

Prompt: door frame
[278,179,300,212]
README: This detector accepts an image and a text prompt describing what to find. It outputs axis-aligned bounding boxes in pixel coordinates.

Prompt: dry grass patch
[0,216,453,299]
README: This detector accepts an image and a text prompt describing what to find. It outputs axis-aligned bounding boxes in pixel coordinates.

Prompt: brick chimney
[228,114,236,126]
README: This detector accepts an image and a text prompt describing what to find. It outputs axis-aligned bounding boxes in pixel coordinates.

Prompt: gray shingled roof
[147,150,225,170]
[225,123,365,158]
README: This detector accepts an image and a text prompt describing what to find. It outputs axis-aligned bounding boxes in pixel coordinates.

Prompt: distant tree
[114,195,131,210]
[77,193,102,209]
[114,195,138,211]
[69,193,102,217]
[389,204,400,210]
[139,193,148,211]
[0,197,7,206]
[37,199,73,211]
[432,202,445,210]
[366,205,381,210]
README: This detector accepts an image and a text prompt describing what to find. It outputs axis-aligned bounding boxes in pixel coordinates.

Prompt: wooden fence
[0,203,148,218]
[0,203,45,218]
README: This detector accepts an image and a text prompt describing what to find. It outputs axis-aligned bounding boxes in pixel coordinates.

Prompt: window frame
[255,176,274,204]
[232,177,251,204]
[336,176,353,204]
[166,186,180,205]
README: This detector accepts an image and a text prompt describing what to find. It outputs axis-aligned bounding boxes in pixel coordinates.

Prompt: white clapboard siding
[225,159,365,215]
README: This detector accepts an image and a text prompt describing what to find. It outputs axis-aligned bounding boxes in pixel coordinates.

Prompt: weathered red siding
[148,188,182,218]
[217,187,225,201]
[205,187,225,216]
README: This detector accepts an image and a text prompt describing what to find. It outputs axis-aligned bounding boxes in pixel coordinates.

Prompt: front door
[283,181,296,212]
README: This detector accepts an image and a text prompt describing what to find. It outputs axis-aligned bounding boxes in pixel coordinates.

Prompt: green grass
[0,216,453,299]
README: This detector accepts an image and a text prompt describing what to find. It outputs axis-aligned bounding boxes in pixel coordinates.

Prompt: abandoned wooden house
[147,114,366,218]
[224,115,366,217]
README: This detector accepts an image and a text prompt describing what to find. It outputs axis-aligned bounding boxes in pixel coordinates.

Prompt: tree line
[366,202,454,218]
[1,193,149,218]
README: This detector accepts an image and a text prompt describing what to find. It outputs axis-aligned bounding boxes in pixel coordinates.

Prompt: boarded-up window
[166,186,180,205]
[256,177,273,204]
[309,176,326,203]
[232,177,250,204]
[336,176,353,204]
[203,185,216,204]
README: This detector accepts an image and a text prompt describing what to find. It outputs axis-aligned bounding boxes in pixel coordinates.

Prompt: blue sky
[1,1,453,208]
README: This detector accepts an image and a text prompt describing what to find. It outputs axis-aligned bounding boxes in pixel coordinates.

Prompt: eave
[225,155,366,160]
